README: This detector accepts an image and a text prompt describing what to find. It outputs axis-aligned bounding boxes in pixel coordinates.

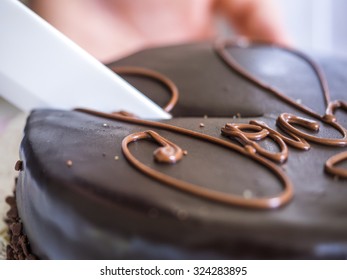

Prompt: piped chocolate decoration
[325,151,347,179]
[277,113,347,147]
[75,39,347,208]
[214,38,347,148]
[121,130,293,209]
[112,66,179,113]
[250,120,310,151]
[221,123,288,164]
[77,107,294,209]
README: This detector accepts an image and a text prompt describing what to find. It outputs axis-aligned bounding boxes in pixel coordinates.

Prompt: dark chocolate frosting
[15,42,347,259]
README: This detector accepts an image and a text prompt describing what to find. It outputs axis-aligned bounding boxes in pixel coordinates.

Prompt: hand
[28,0,290,62]
[218,0,291,46]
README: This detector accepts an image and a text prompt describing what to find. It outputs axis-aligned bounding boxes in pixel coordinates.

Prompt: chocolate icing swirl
[121,129,293,209]
[325,151,347,178]
[221,123,288,164]
[112,66,179,113]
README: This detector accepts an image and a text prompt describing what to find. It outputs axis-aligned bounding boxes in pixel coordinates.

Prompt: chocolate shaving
[10,223,22,236]
[5,183,37,260]
[14,160,23,171]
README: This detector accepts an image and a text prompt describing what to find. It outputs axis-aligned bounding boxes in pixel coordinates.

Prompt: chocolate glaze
[15,41,347,259]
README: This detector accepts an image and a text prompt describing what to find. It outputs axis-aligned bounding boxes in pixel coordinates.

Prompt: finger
[218,0,292,46]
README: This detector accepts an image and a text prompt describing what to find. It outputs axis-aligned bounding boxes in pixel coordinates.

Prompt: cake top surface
[16,41,347,259]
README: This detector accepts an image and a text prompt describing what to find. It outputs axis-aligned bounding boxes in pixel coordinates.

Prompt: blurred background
[18,0,347,60]
[279,0,347,57]
[216,0,347,57]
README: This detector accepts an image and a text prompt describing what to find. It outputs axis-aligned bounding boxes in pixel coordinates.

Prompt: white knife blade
[0,0,171,119]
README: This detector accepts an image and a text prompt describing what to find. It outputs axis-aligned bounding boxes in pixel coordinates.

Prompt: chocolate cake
[10,40,347,259]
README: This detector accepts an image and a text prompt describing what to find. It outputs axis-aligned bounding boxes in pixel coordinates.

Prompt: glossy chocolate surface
[16,42,347,259]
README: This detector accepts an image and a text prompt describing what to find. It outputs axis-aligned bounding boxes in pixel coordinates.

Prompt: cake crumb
[66,160,73,167]
[236,113,241,118]
[114,156,119,160]
[102,153,106,157]
[14,160,23,171]
[203,115,208,119]
[199,123,205,128]
[103,123,109,128]
[183,150,188,156]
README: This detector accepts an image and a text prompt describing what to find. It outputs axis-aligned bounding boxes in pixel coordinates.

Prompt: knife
[0,0,171,119]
